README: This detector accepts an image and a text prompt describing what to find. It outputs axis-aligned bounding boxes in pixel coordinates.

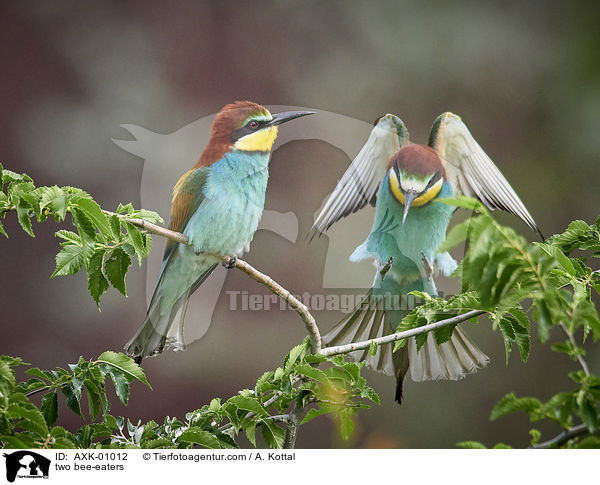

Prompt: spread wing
[429,112,541,236]
[308,114,409,240]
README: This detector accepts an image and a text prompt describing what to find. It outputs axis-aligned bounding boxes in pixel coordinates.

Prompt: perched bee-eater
[311,113,540,402]
[125,101,314,362]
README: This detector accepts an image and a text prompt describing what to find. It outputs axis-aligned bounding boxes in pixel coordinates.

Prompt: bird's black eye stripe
[230,119,266,142]
[421,169,442,194]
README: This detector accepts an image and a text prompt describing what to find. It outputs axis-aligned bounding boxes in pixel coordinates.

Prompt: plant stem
[321,310,485,357]
[104,210,322,353]
[531,422,591,448]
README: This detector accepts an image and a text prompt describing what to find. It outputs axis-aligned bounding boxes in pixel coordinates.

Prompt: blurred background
[1,0,599,448]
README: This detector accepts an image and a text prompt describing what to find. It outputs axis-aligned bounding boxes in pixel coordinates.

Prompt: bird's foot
[222,256,237,269]
[379,257,394,280]
[421,251,434,280]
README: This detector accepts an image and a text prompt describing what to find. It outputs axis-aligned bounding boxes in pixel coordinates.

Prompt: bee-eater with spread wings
[311,113,540,402]
[125,101,314,363]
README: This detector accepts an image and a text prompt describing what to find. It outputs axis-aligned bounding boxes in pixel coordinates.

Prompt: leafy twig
[321,310,486,357]
[559,322,590,377]
[531,423,590,449]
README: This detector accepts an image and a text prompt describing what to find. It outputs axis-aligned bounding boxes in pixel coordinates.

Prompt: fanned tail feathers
[323,291,489,403]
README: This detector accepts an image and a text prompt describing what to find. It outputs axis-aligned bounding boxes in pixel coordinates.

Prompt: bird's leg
[222,256,237,269]
[421,251,434,280]
[378,257,394,281]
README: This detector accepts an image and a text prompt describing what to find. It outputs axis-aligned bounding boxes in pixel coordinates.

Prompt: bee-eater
[311,113,540,402]
[125,101,314,362]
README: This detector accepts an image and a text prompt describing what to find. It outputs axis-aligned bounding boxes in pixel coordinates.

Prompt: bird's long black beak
[268,110,316,126]
[402,190,418,225]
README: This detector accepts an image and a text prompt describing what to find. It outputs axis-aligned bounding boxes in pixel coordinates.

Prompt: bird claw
[421,251,434,279]
[222,256,237,269]
[379,257,394,280]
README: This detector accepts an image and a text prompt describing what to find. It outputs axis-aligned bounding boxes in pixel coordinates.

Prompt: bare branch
[102,210,187,244]
[320,310,486,357]
[104,210,322,353]
[531,423,591,449]
[229,257,321,353]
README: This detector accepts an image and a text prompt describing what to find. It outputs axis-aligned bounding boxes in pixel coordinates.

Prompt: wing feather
[429,113,540,235]
[308,114,409,239]
[164,167,209,254]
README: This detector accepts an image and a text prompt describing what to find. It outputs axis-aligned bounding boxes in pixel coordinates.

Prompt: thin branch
[531,423,591,449]
[102,210,187,244]
[230,258,321,353]
[559,322,590,377]
[25,386,51,398]
[218,413,290,433]
[320,310,486,357]
[104,210,322,353]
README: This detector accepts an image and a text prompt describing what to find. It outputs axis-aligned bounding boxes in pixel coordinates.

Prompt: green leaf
[456,441,487,449]
[178,427,221,448]
[77,198,113,238]
[96,351,151,388]
[573,299,600,341]
[227,395,268,416]
[104,248,131,296]
[41,391,59,426]
[438,218,470,253]
[283,342,307,373]
[84,379,103,420]
[104,368,130,405]
[529,428,541,446]
[295,364,329,384]
[0,219,7,238]
[137,209,164,224]
[433,323,456,345]
[9,405,49,438]
[415,332,428,352]
[16,205,34,236]
[109,214,122,239]
[39,186,68,221]
[537,243,576,276]
[87,250,109,307]
[578,399,599,433]
[52,244,85,277]
[301,407,331,424]
[71,206,96,241]
[124,222,147,262]
[368,341,378,357]
[51,437,78,449]
[244,422,257,447]
[0,360,16,387]
[56,229,81,245]
[359,386,380,405]
[339,412,354,440]
[575,436,600,448]
[61,384,83,418]
[490,393,541,421]
[142,438,174,449]
[261,419,284,449]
